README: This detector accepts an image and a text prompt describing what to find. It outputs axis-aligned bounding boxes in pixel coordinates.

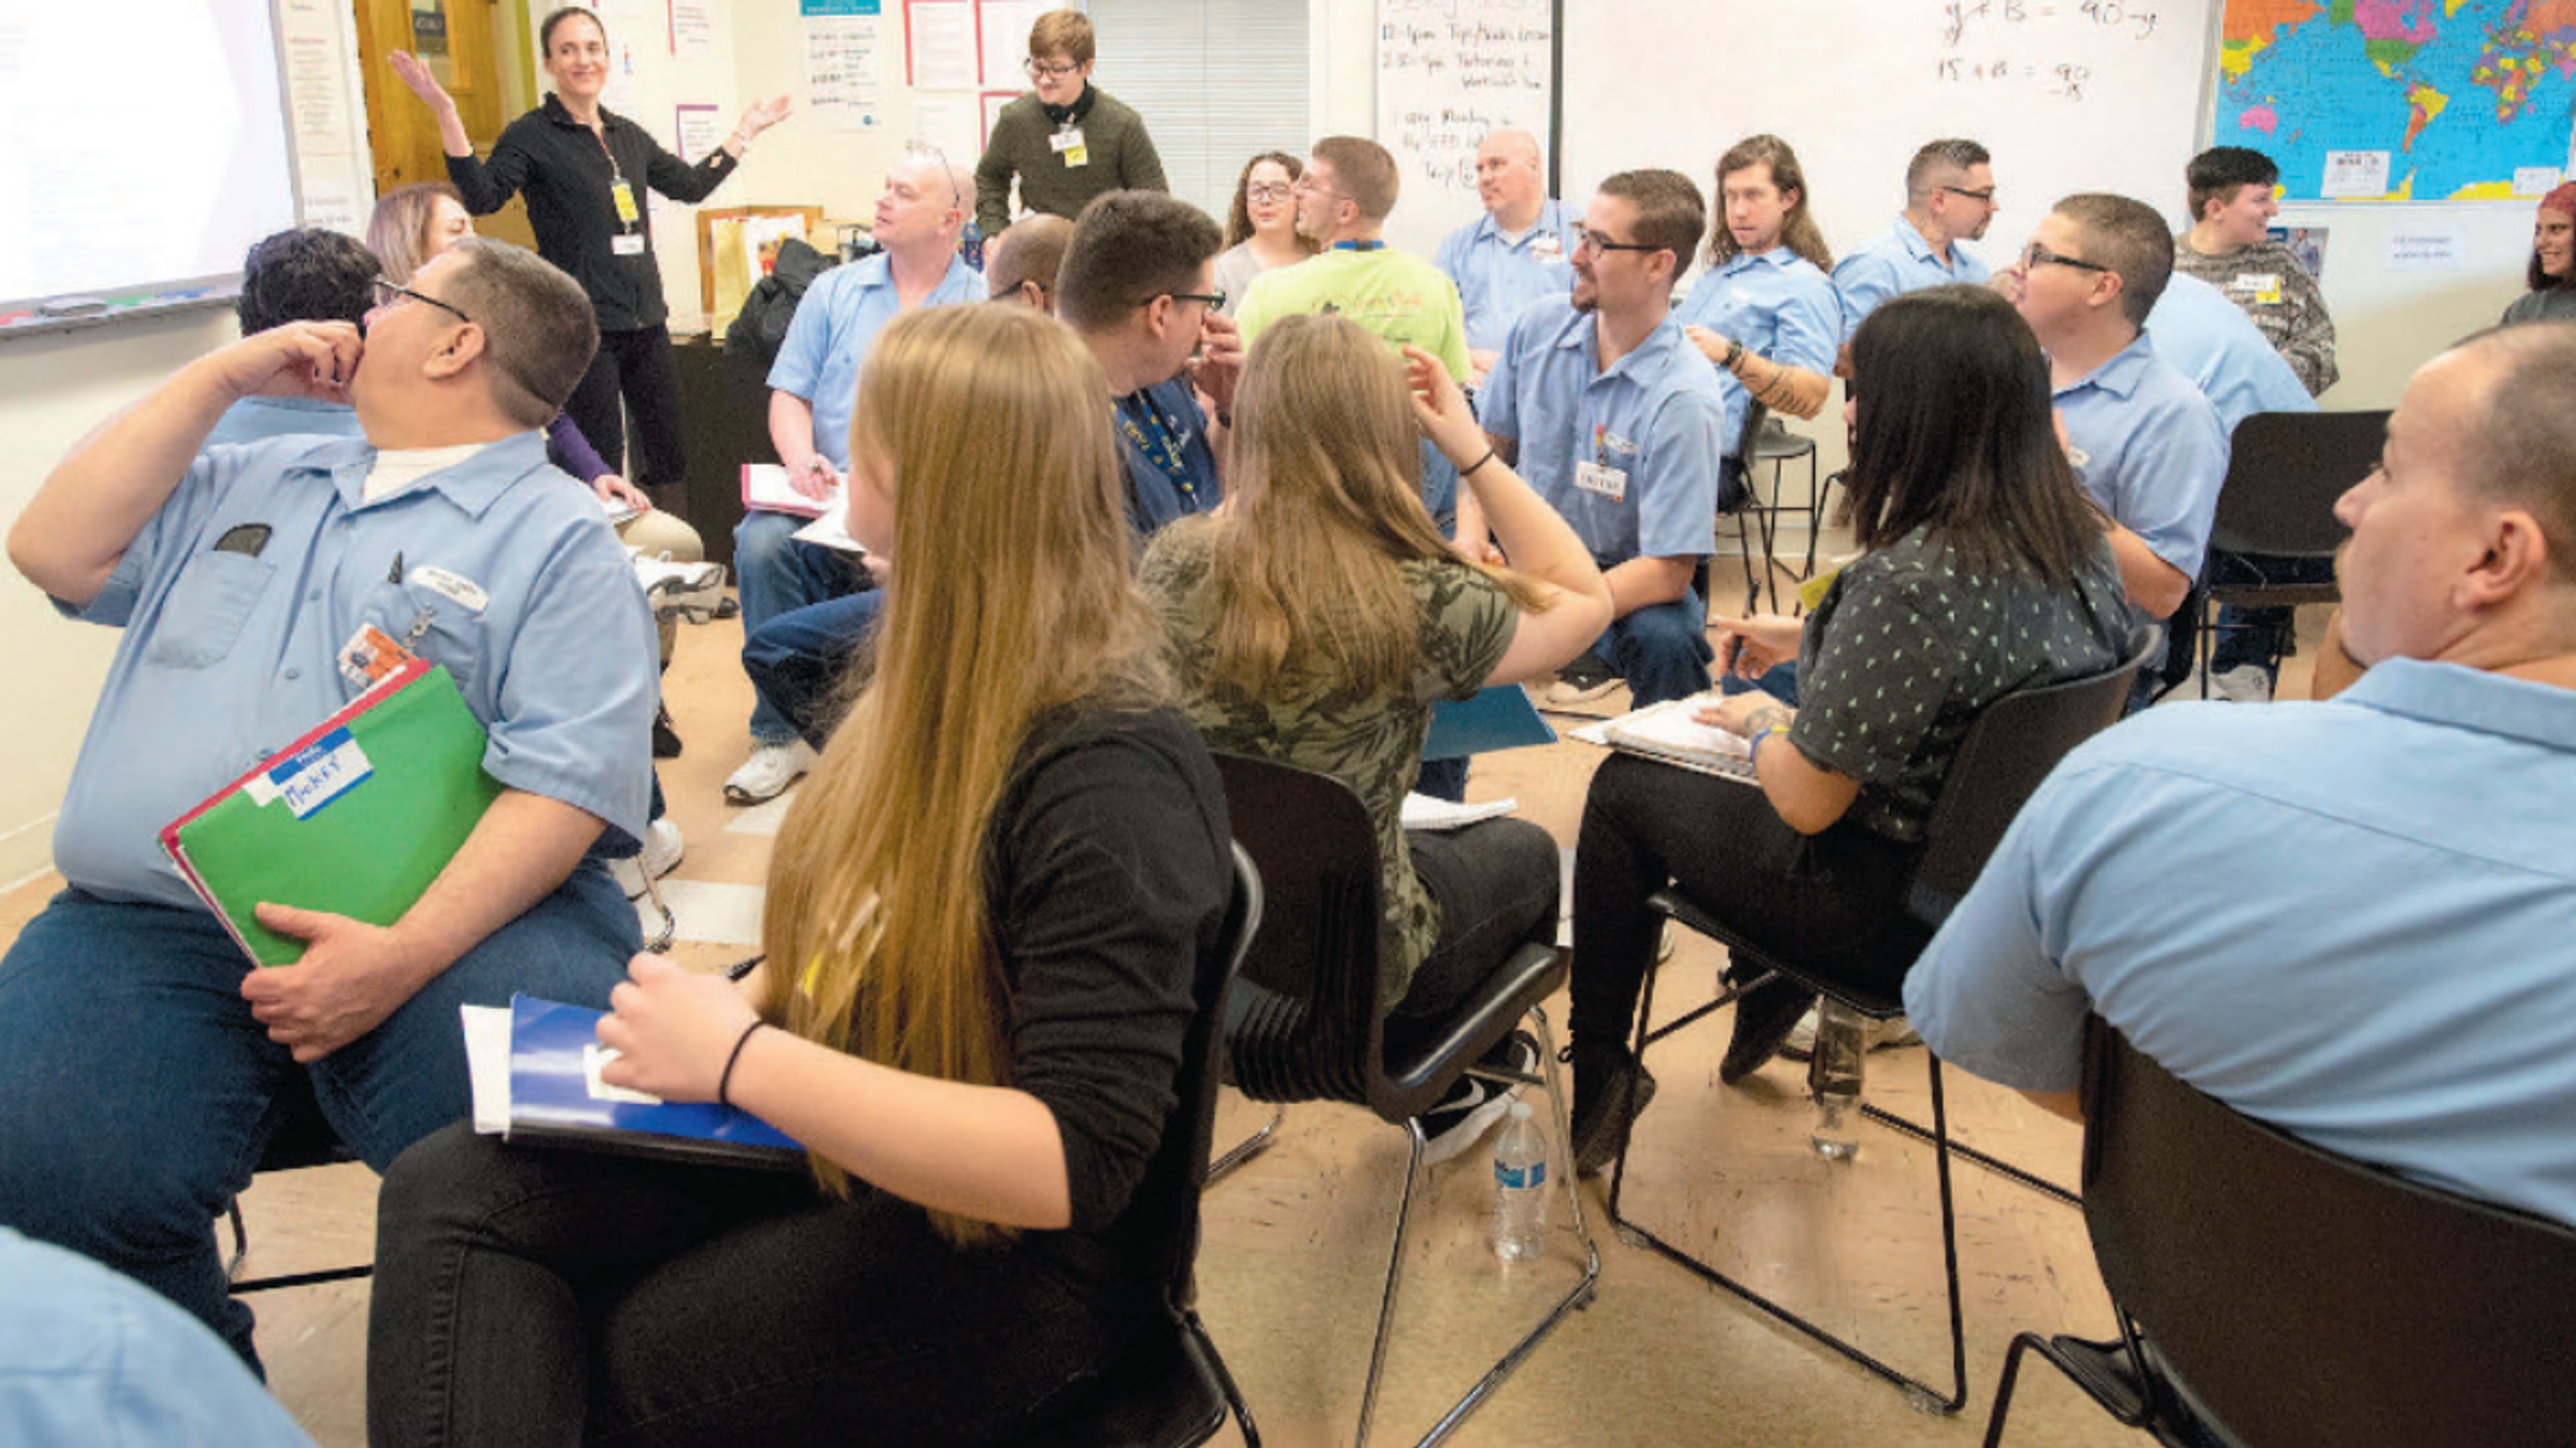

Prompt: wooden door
[351,0,535,247]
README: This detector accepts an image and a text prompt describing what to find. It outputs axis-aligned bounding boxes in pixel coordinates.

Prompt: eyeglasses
[1575,229,1661,255]
[1941,184,1998,203]
[1024,57,1080,79]
[1289,175,1351,203]
[372,278,471,325]
[1244,182,1293,203]
[902,140,965,209]
[1166,290,1227,311]
[2021,241,2110,274]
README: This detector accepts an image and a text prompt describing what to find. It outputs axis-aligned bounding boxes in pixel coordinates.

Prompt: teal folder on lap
[466,995,805,1170]
[1422,685,1557,761]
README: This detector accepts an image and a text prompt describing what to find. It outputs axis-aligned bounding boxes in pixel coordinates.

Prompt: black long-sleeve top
[447,93,740,332]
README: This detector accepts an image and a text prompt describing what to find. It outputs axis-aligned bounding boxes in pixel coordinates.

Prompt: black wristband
[717,1021,766,1107]
[1458,445,1497,479]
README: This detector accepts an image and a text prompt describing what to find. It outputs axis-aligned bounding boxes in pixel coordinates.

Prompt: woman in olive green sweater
[973,9,1167,237]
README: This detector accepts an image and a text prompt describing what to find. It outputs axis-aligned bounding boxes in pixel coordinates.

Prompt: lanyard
[1116,392,1197,500]
[587,120,639,234]
[1331,239,1385,252]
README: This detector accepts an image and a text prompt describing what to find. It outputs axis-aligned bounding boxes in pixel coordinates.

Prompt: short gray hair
[439,238,598,427]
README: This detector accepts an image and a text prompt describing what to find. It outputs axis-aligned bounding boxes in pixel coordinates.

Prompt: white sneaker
[1542,675,1623,710]
[633,556,730,622]
[2208,664,2275,704]
[1779,1005,1921,1061]
[610,817,684,900]
[725,738,817,804]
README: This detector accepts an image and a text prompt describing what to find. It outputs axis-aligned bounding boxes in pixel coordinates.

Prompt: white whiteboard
[1374,0,1558,257]
[0,0,299,314]
[1560,0,2218,281]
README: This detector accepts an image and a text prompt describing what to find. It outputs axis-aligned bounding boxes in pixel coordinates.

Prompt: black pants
[1389,816,1562,1025]
[1567,753,1927,1055]
[565,325,688,490]
[368,1125,1130,1447]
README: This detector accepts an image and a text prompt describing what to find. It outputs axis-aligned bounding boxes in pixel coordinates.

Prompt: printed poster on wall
[802,0,885,131]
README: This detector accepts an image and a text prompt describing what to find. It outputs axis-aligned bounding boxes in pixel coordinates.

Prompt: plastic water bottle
[1809,999,1866,1162]
[1492,1101,1549,1262]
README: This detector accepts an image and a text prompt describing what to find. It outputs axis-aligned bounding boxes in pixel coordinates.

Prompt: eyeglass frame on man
[372,278,471,326]
[1574,229,1663,256]
[901,140,966,211]
[1940,183,1998,204]
[1024,56,1080,80]
[2021,241,2110,275]
[1162,290,1226,311]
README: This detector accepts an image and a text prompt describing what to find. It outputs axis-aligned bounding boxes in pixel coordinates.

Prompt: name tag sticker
[248,727,374,819]
[1049,127,1085,152]
[1574,461,1629,502]
[337,622,417,691]
[410,565,488,613]
[610,233,648,256]
[1530,233,1563,261]
[2232,272,2282,304]
[609,179,640,224]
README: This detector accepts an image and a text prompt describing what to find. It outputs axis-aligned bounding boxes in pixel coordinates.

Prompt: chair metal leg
[1862,1102,2079,1207]
[1184,1307,1265,1448]
[1206,1102,1285,1188]
[1607,972,1968,1415]
[1354,1005,1603,1448]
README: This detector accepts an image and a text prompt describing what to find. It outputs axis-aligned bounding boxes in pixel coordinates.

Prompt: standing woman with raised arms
[389,7,788,496]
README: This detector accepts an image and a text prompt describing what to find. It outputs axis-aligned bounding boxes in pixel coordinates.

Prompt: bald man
[1434,129,1582,380]
[987,212,1073,308]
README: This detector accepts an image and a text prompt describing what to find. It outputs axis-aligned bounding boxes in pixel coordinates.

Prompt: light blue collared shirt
[52,432,658,908]
[1479,296,1728,563]
[201,396,367,450]
[1905,659,2576,1228]
[2147,272,2318,439]
[1672,246,1841,455]
[2055,332,2229,580]
[1434,198,1582,355]
[767,252,985,469]
[1831,216,1990,341]
[0,1227,317,1446]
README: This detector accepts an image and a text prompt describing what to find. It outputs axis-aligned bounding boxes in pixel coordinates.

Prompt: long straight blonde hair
[1194,314,1546,698]
[759,304,1164,1245]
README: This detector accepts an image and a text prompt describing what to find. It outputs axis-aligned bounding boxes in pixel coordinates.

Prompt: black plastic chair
[2192,408,2387,691]
[1609,628,2156,1414]
[1212,753,1599,1448]
[1984,1019,2576,1448]
[1015,844,1265,1448]
[225,1070,372,1294]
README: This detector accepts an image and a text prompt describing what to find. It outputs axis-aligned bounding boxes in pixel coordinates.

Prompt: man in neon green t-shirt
[1234,135,1470,383]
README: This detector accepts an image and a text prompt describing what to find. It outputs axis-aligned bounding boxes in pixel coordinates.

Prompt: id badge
[1051,127,1089,168]
[1574,461,1628,502]
[610,178,640,224]
[2233,272,2282,304]
[337,622,419,691]
[612,233,647,256]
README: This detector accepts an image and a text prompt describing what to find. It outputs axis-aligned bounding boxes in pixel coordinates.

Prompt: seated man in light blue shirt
[728,150,986,804]
[1831,137,1998,365]
[1482,170,1729,708]
[1905,321,2576,1231]
[2150,270,2330,700]
[200,228,378,449]
[0,239,656,1373]
[1672,133,1841,465]
[1433,128,1580,382]
[2006,194,2229,661]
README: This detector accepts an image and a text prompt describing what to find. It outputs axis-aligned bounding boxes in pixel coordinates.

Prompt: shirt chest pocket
[361,578,491,693]
[142,551,278,669]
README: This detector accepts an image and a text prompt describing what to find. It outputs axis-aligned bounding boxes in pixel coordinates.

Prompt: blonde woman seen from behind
[1140,313,1609,1163]
[366,304,1235,1446]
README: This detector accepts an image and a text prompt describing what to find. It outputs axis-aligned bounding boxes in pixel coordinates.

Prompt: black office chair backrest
[2209,409,2387,559]
[1209,754,1383,1108]
[2077,1021,2576,1447]
[1905,626,2159,924]
[1721,398,1770,514]
[1130,844,1263,1310]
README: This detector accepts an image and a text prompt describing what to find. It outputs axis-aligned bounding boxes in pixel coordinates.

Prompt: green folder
[160,660,502,967]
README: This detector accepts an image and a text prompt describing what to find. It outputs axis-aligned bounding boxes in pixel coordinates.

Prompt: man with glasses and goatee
[975,8,1168,239]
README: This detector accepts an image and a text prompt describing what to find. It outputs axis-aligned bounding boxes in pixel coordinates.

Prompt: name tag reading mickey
[1574,461,1629,502]
[249,727,374,820]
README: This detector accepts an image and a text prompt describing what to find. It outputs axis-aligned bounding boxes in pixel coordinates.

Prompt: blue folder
[1422,685,1558,761]
[504,995,804,1170]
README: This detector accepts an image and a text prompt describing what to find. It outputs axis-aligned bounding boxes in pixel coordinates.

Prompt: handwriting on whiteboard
[1935,0,2163,102]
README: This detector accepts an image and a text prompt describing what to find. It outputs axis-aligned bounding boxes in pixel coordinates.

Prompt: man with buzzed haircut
[725,148,984,804]
[985,212,1074,307]
[1833,137,1999,352]
[2005,193,2227,651]
[0,239,653,1368]
[1434,128,1582,381]
[1480,169,1729,710]
[1907,321,2576,1232]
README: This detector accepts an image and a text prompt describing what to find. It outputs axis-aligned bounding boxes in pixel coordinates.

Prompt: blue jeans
[0,869,637,1371]
[742,588,885,751]
[733,512,867,744]
[1598,590,1715,707]
[2206,551,2335,677]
